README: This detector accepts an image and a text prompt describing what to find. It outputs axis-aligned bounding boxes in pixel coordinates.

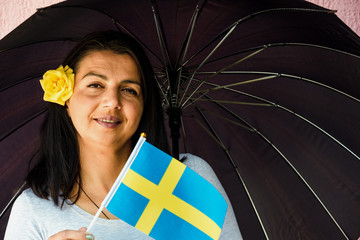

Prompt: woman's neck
[69,140,133,219]
[78,139,132,194]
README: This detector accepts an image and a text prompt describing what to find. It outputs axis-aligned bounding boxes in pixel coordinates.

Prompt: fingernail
[86,234,94,240]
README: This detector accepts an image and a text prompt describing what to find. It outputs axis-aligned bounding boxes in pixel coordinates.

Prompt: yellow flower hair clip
[39,65,75,106]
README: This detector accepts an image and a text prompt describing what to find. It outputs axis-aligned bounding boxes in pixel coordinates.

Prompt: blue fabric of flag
[130,141,171,185]
[149,209,213,240]
[106,183,149,226]
[172,167,228,228]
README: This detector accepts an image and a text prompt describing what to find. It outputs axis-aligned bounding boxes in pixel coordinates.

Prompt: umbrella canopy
[1,0,360,239]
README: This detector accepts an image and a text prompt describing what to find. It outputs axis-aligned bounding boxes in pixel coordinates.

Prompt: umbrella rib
[199,108,256,132]
[0,38,77,53]
[195,75,277,93]
[154,74,170,107]
[113,22,163,65]
[43,5,165,64]
[183,74,277,109]
[179,114,189,153]
[150,0,178,106]
[181,73,277,110]
[0,108,47,141]
[200,43,360,67]
[0,182,26,219]
[178,8,359,110]
[0,5,164,64]
[193,107,270,240]
[150,0,172,68]
[179,23,239,106]
[253,123,350,240]
[182,7,337,68]
[191,70,360,106]
[278,105,360,162]
[0,74,43,92]
[191,77,360,161]
[187,98,272,107]
[180,46,266,108]
[175,1,200,67]
[173,2,200,105]
[280,42,360,58]
[155,75,169,92]
[281,73,360,103]
[200,97,350,239]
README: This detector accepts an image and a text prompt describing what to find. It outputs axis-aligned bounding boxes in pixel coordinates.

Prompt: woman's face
[66,50,144,151]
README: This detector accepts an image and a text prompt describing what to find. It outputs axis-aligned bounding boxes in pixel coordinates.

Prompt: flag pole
[87,133,147,232]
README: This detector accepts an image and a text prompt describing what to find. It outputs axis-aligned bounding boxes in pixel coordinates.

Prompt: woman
[5,31,242,240]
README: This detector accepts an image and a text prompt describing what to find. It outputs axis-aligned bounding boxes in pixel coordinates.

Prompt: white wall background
[0,0,359,40]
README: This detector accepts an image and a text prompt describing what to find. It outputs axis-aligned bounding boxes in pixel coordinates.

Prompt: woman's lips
[94,116,121,129]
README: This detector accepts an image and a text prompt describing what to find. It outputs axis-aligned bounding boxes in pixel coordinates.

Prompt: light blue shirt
[5,154,242,240]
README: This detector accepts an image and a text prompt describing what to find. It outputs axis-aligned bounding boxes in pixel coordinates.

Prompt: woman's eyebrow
[81,72,141,86]
[82,72,107,80]
[121,79,141,86]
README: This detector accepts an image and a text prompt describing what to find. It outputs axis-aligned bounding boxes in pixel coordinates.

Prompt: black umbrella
[1,0,360,239]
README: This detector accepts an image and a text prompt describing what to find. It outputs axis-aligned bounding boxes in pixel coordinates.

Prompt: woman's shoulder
[180,154,243,240]
[180,153,220,185]
[19,187,42,199]
[180,153,210,169]
[6,188,83,239]
[16,188,51,205]
[180,153,214,172]
[5,188,54,239]
[9,188,54,218]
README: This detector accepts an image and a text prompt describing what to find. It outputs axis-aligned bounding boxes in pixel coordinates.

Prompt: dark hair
[26,31,168,206]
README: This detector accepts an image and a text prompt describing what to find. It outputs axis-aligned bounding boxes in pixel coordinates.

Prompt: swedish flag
[105,136,228,240]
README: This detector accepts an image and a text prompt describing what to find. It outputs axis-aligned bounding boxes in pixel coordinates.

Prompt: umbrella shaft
[167,107,182,159]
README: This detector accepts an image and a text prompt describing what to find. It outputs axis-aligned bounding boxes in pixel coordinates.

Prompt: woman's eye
[88,83,103,88]
[122,88,138,96]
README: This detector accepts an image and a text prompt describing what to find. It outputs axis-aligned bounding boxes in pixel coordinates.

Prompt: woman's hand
[48,227,94,240]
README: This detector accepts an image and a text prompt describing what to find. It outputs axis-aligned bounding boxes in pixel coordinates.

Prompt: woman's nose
[102,88,121,109]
